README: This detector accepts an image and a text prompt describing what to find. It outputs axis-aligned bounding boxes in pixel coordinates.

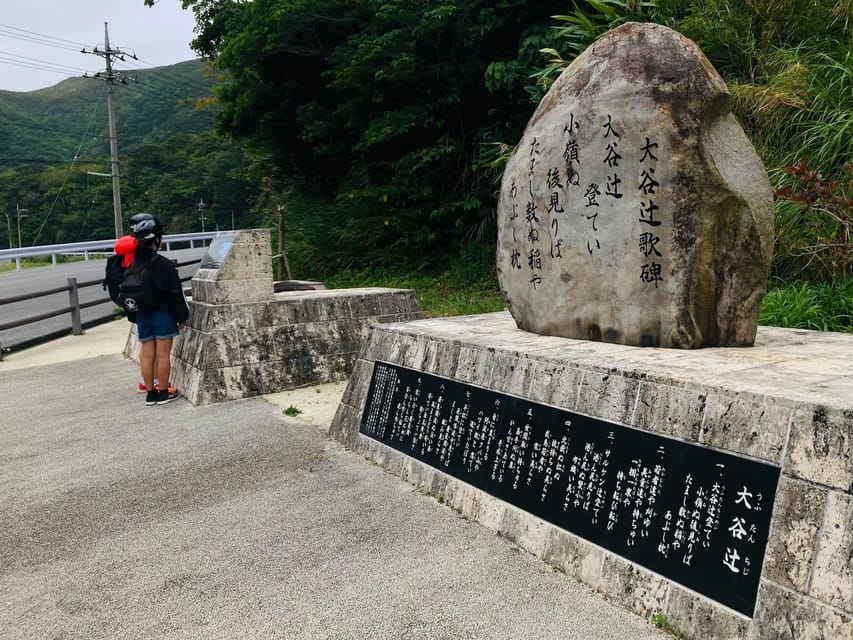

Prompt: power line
[121,56,214,94]
[31,83,107,246]
[0,52,89,76]
[0,21,208,95]
[0,158,71,164]
[0,23,87,48]
[0,22,210,94]
[0,24,93,83]
[0,25,85,53]
[82,24,129,238]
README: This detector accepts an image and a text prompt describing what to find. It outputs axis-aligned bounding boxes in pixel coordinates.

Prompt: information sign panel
[360,361,780,616]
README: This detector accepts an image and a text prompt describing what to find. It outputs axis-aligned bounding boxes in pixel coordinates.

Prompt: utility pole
[3,211,11,249]
[198,198,207,233]
[15,203,29,249]
[14,203,28,270]
[82,23,137,239]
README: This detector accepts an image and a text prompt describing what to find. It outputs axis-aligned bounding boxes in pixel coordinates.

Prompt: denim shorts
[136,309,180,342]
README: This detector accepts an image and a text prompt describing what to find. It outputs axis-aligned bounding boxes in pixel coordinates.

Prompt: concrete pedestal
[330,312,852,640]
[171,287,424,404]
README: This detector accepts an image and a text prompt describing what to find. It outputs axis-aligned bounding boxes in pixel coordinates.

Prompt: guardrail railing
[0,231,220,269]
[0,256,203,359]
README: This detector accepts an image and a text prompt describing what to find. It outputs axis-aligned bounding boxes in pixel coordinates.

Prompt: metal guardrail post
[68,277,83,335]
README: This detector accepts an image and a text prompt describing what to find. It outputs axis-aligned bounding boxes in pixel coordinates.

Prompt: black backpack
[116,256,159,313]
[102,253,126,305]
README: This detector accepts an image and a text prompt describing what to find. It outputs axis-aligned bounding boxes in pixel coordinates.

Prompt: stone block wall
[126,227,425,404]
[330,311,852,640]
[172,288,423,404]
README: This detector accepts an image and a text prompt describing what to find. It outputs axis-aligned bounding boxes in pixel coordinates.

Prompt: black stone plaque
[359,361,780,617]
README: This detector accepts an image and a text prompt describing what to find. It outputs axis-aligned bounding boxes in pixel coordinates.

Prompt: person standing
[126,213,159,392]
[112,231,163,393]
[126,216,189,406]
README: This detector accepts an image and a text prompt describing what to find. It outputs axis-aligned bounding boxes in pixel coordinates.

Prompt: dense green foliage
[180,0,567,270]
[759,280,853,332]
[326,242,505,317]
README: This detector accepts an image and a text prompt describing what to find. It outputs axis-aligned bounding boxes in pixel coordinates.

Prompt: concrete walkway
[0,321,667,639]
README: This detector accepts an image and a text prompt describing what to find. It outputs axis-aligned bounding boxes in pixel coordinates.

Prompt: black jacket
[145,253,190,324]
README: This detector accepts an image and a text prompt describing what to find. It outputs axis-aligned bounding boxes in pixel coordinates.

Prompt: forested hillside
[0,59,260,245]
[0,60,215,170]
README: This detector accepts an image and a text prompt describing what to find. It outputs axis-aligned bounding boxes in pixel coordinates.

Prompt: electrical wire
[0,22,211,93]
[0,24,86,51]
[0,24,94,79]
[75,198,99,242]
[31,83,107,245]
[120,56,214,94]
[0,53,89,77]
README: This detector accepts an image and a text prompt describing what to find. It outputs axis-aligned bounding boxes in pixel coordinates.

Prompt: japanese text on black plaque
[360,362,779,617]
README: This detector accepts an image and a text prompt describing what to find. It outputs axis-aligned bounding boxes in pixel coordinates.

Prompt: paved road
[0,353,667,640]
[0,247,206,351]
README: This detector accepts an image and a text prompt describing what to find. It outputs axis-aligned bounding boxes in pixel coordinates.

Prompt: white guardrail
[0,232,221,269]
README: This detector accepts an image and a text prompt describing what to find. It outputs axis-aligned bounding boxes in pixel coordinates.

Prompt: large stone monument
[329,23,852,640]
[496,22,774,348]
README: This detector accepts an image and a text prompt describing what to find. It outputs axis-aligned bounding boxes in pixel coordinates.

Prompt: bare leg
[155,338,174,389]
[139,340,157,390]
[140,352,159,388]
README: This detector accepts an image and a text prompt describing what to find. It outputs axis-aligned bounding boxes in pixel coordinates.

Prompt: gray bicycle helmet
[132,216,164,240]
[128,212,155,233]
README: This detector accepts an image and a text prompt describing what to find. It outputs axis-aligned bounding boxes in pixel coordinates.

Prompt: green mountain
[0,60,262,247]
[0,59,217,172]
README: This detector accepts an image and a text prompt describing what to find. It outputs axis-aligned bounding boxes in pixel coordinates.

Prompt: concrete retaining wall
[175,288,424,404]
[330,311,852,640]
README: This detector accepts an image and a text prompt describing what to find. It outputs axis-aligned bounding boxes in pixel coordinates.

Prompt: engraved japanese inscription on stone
[360,362,780,617]
[496,23,775,348]
[506,114,667,296]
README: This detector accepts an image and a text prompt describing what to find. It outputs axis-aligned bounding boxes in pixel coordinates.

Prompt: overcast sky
[0,0,198,93]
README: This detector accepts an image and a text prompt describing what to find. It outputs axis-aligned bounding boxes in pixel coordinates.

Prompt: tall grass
[759,280,853,331]
[732,41,852,177]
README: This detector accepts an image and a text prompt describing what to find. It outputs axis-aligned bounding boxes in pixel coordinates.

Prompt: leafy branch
[774,157,853,281]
